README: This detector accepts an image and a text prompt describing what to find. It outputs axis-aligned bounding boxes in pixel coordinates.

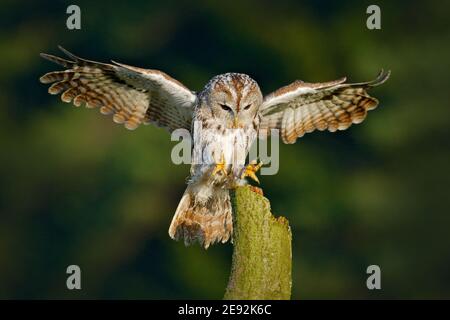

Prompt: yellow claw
[241,160,263,184]
[211,153,228,176]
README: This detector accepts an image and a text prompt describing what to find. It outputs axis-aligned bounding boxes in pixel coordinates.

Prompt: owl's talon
[211,153,227,176]
[241,160,263,184]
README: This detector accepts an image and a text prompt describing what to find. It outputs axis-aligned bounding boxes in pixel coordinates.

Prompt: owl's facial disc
[205,73,263,128]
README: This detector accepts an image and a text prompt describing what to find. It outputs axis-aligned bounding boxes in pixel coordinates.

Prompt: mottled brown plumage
[40,46,195,131]
[259,70,390,143]
[39,47,390,248]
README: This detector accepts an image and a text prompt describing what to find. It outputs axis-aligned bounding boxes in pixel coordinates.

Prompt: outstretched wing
[259,70,390,143]
[39,46,197,131]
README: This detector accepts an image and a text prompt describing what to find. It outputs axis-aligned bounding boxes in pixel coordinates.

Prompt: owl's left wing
[259,70,390,143]
[39,46,196,131]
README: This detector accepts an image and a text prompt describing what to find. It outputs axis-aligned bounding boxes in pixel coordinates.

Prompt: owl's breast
[193,125,257,171]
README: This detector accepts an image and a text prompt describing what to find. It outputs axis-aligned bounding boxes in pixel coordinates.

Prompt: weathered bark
[224,185,292,300]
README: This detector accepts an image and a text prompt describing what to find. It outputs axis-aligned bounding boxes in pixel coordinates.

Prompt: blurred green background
[0,0,449,299]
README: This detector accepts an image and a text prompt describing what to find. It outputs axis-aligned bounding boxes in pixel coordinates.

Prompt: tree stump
[224,185,292,300]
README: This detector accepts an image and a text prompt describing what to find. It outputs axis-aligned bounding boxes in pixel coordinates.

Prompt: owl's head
[200,73,263,129]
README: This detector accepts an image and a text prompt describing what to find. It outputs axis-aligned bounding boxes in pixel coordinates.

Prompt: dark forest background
[0,0,449,299]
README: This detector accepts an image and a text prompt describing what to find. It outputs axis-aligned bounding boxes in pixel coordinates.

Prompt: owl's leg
[211,153,228,177]
[241,160,263,184]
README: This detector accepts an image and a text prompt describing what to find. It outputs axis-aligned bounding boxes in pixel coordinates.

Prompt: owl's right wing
[39,46,197,132]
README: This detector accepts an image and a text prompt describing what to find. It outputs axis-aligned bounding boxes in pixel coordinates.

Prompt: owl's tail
[168,185,233,249]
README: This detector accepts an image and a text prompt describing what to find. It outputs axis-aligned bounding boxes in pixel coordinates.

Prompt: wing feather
[259,70,390,143]
[39,46,197,131]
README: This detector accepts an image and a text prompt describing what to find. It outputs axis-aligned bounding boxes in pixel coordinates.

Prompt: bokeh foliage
[0,0,449,299]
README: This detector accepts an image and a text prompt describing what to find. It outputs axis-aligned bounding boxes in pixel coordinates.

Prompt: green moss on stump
[224,186,292,300]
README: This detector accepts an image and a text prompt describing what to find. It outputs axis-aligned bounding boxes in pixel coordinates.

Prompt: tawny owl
[39,46,390,248]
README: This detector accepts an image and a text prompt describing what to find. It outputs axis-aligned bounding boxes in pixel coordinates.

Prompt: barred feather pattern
[39,46,196,131]
[168,187,233,249]
[259,70,390,143]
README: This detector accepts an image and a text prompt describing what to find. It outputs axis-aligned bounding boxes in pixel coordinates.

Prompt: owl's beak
[233,116,240,129]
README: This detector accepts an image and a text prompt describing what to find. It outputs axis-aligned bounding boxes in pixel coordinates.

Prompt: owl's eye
[220,104,233,112]
[243,104,252,110]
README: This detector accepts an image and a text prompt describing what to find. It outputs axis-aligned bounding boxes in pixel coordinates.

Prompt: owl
[39,46,390,248]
